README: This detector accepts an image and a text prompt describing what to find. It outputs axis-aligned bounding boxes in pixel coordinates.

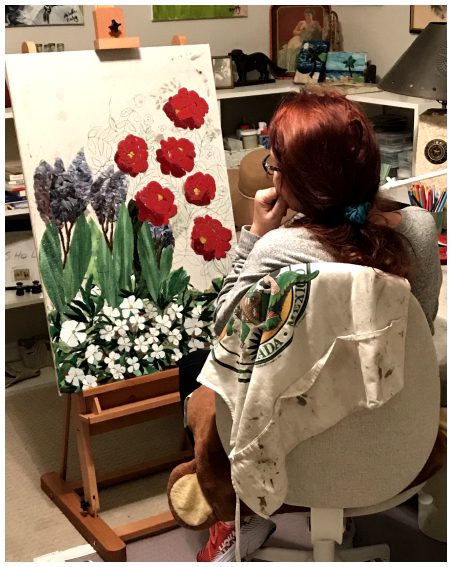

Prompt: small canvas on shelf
[295,40,329,84]
[325,52,367,84]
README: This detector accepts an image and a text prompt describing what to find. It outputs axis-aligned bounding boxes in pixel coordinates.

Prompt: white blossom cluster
[58,292,214,390]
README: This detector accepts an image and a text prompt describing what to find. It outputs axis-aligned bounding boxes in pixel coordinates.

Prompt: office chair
[215,292,441,562]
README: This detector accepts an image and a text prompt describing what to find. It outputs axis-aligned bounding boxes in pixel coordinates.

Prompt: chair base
[251,542,390,562]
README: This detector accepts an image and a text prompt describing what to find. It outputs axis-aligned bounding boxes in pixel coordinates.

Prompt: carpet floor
[59,501,446,562]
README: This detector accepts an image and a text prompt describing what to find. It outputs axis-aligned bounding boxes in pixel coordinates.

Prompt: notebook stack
[5,162,27,210]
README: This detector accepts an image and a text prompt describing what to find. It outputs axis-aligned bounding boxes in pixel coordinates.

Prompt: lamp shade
[379,22,446,101]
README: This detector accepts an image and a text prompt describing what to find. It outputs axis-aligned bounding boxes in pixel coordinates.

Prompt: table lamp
[379,22,446,182]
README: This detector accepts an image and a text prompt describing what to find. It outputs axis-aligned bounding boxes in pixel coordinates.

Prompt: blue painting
[325,52,367,84]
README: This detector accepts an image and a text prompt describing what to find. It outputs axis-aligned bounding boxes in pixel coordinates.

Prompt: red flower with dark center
[156,137,196,178]
[163,88,209,130]
[184,172,216,206]
[135,181,178,226]
[191,215,232,261]
[114,134,148,177]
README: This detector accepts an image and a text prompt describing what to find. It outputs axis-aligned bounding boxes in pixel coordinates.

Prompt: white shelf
[216,80,298,100]
[5,108,14,119]
[5,207,29,217]
[5,290,44,310]
[346,90,441,113]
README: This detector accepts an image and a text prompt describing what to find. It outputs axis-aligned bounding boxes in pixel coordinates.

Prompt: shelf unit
[6,290,44,310]
[5,207,29,217]
[216,82,442,204]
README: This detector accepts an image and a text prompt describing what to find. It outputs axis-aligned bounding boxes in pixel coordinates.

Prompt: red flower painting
[184,172,216,206]
[114,134,148,177]
[191,215,232,261]
[135,182,177,226]
[156,137,196,178]
[163,88,209,130]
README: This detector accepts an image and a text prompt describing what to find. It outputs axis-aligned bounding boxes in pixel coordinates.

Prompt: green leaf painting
[159,245,174,282]
[137,224,160,303]
[39,222,66,313]
[63,215,92,304]
[95,224,118,307]
[113,204,134,293]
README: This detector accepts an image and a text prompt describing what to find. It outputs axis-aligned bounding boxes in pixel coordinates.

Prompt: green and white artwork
[5,45,236,393]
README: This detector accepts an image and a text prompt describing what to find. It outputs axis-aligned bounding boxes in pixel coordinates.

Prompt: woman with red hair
[195,90,442,561]
[214,89,441,335]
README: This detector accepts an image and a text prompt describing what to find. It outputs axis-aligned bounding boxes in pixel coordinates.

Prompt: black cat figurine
[228,49,287,85]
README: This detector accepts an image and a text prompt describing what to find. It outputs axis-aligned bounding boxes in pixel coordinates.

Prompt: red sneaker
[197,516,276,562]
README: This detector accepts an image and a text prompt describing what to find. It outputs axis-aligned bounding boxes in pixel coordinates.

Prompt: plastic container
[223,137,243,151]
[241,129,259,149]
[431,211,445,234]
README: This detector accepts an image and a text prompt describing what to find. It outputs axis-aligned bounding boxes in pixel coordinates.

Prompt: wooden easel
[41,368,193,561]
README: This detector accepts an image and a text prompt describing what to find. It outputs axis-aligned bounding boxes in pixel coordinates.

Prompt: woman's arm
[213,228,294,334]
[214,187,289,334]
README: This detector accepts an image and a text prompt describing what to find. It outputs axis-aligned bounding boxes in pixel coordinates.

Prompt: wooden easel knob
[171,35,188,45]
[21,41,37,53]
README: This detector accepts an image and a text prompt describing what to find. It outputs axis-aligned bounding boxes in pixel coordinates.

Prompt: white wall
[334,5,417,77]
[5,5,416,78]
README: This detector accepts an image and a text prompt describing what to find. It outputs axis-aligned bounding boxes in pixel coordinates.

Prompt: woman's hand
[250,187,288,237]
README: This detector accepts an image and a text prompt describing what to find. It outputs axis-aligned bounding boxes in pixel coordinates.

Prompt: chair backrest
[216,294,440,510]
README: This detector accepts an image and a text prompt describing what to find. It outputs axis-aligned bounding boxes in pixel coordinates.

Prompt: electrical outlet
[13,268,31,281]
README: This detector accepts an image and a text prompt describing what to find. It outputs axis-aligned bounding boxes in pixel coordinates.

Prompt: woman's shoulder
[397,206,437,233]
[257,225,313,247]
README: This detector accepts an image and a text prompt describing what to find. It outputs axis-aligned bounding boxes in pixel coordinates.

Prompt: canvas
[325,52,367,84]
[296,40,329,83]
[5,45,236,394]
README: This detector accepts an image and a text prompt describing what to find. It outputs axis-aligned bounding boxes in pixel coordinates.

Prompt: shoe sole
[215,522,277,562]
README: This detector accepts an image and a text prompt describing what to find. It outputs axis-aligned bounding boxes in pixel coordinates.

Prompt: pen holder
[430,211,444,234]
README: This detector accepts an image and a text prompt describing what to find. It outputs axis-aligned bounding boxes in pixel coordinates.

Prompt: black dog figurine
[228,49,287,85]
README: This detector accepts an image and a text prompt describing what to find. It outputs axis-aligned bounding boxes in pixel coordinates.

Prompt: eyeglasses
[262,154,281,176]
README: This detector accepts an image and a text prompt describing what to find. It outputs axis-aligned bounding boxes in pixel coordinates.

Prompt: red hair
[269,90,411,278]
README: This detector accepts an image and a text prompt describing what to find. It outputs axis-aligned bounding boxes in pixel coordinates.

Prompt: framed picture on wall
[5,5,84,26]
[270,5,332,75]
[212,56,234,89]
[152,6,248,22]
[409,5,447,33]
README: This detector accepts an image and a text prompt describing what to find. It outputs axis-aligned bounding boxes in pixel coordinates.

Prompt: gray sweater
[214,206,442,335]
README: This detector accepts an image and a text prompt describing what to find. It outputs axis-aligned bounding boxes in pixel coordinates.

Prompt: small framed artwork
[5,5,84,26]
[410,5,447,33]
[270,5,332,75]
[153,6,248,22]
[212,56,234,89]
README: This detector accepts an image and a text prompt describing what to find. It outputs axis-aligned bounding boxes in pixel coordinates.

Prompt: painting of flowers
[5,45,236,393]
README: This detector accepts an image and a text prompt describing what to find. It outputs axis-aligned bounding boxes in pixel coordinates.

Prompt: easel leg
[74,394,100,515]
[60,394,72,480]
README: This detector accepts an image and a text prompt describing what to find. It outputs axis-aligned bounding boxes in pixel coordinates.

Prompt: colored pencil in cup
[427,188,433,211]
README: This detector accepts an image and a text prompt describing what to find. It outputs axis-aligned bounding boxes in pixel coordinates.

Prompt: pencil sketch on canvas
[6,46,236,393]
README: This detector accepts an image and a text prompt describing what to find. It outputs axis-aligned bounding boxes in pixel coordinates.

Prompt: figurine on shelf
[228,49,287,86]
